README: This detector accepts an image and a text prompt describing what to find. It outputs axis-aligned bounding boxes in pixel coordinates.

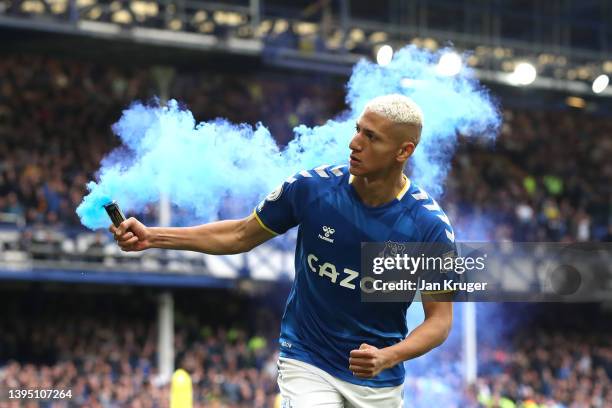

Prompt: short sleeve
[417,211,459,295]
[253,174,304,235]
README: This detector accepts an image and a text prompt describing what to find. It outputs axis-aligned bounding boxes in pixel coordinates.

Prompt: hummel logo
[318,226,335,243]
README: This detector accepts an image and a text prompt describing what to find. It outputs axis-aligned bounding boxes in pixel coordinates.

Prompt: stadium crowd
[395,304,612,408]
[0,54,341,233]
[470,303,612,408]
[0,290,281,407]
[0,54,610,244]
[446,109,612,242]
[471,329,612,408]
[0,324,279,407]
[0,52,611,407]
[1,292,610,408]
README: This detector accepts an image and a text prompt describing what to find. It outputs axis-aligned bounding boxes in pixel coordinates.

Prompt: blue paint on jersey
[254,164,456,387]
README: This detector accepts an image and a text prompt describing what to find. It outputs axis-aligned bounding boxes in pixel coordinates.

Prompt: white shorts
[277,357,403,408]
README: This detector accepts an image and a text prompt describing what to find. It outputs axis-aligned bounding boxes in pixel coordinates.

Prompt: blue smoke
[404,303,522,407]
[77,46,500,229]
[347,47,500,199]
[403,304,464,407]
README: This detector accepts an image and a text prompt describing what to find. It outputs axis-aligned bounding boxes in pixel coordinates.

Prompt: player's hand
[349,343,393,378]
[109,217,151,252]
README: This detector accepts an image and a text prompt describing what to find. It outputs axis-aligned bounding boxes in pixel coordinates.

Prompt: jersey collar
[348,174,411,201]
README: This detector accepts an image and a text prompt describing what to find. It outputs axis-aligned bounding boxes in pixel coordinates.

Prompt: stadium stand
[0,38,610,408]
[1,290,610,407]
[0,54,610,246]
[0,287,282,407]
[1,0,611,407]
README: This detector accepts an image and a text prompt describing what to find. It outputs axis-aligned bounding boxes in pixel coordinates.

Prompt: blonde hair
[364,94,423,144]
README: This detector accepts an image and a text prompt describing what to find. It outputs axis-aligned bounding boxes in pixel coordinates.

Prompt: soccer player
[110,94,455,407]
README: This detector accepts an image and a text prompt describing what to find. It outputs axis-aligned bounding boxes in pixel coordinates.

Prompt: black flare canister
[104,201,126,227]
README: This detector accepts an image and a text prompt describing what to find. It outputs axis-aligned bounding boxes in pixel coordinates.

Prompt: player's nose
[349,134,362,152]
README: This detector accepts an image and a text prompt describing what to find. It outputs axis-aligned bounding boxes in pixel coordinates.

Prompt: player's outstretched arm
[109,212,275,255]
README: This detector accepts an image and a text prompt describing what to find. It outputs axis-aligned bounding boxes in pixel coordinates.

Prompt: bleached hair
[364,94,424,143]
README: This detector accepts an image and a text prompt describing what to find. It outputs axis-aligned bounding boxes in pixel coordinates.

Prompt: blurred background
[0,0,611,407]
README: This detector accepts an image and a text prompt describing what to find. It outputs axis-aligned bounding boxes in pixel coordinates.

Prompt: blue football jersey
[254,164,456,387]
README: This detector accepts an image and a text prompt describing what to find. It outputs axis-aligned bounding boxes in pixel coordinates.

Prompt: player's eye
[355,124,360,132]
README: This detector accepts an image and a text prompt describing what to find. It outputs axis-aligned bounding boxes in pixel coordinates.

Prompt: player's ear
[397,142,415,161]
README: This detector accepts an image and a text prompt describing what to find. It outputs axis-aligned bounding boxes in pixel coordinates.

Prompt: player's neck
[352,170,406,207]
